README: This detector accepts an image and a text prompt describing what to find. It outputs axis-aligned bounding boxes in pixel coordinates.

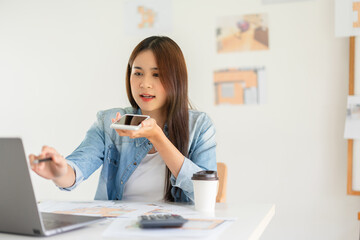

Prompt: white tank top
[122,152,166,201]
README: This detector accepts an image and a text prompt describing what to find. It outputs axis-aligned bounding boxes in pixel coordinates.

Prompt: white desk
[0,203,275,240]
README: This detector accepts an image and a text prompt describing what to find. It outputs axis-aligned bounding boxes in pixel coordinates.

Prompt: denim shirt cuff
[170,157,203,199]
[58,160,85,191]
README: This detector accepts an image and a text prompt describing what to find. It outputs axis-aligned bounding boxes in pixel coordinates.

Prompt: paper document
[38,200,197,218]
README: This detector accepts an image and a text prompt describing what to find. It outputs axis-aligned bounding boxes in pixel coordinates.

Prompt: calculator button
[138,214,188,229]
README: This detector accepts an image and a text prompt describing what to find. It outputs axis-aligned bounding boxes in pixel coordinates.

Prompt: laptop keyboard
[41,212,75,230]
[40,212,104,231]
[43,219,74,230]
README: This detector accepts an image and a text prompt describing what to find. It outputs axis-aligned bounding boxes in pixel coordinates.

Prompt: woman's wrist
[53,164,75,188]
[148,124,166,146]
[147,125,185,178]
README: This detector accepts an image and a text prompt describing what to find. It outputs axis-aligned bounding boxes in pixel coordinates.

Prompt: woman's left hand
[111,113,162,141]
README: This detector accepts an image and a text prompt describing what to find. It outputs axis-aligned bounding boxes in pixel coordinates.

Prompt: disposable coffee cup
[191,170,219,212]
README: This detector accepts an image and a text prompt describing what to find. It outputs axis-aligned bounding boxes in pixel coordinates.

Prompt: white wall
[0,0,358,239]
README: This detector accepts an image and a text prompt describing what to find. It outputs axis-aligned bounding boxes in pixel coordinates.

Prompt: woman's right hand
[29,146,68,180]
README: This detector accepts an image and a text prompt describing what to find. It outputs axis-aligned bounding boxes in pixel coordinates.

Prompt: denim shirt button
[133,162,137,165]
[121,181,123,184]
[148,141,151,145]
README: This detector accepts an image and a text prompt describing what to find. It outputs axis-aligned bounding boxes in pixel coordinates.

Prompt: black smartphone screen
[116,115,148,126]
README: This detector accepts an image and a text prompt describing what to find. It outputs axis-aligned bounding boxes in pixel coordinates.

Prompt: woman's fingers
[28,146,68,180]
[115,129,128,135]
[115,129,136,138]
[112,112,122,123]
[29,154,36,164]
[113,117,157,139]
[29,154,37,170]
[141,118,156,128]
[52,153,66,166]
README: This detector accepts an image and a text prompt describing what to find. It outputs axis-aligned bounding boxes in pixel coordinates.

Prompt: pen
[32,157,52,164]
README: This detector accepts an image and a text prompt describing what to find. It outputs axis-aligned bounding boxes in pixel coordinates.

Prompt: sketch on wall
[123,0,172,35]
[335,0,360,37]
[344,96,360,139]
[216,14,269,53]
[214,67,266,105]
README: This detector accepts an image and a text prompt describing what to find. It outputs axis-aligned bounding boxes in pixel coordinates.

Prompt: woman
[29,36,216,202]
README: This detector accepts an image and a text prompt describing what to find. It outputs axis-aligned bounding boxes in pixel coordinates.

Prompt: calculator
[138,214,188,228]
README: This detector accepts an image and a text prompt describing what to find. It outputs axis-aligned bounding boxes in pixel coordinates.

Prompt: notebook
[0,138,104,236]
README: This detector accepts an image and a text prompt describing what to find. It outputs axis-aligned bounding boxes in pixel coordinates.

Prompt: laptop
[0,138,105,236]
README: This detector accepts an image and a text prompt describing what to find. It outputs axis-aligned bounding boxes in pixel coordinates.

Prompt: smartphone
[110,114,150,131]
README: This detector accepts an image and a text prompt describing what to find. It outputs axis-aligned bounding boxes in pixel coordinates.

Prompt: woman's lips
[140,94,155,102]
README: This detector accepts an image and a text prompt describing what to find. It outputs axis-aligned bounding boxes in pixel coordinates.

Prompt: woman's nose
[140,75,152,88]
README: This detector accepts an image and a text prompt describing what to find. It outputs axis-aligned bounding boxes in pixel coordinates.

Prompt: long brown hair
[126,36,189,201]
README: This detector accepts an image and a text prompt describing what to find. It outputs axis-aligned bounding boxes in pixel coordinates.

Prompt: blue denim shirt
[62,107,216,202]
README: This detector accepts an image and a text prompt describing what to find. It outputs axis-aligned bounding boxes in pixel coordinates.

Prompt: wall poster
[216,13,269,53]
[123,0,172,35]
[213,67,266,106]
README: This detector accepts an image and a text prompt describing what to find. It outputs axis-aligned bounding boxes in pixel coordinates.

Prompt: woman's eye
[134,72,142,76]
[153,73,159,77]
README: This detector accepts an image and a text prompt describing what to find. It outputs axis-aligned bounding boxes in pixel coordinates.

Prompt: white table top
[0,202,275,240]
